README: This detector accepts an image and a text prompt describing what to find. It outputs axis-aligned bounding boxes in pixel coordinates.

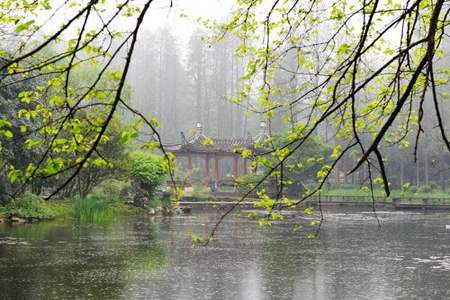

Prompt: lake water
[1,209,450,299]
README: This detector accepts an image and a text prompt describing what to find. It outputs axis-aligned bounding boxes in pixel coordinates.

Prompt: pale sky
[38,0,232,46]
[141,0,233,44]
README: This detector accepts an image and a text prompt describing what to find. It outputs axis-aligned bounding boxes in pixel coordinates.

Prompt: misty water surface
[1,209,450,299]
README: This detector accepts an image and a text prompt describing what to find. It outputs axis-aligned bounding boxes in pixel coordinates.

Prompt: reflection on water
[1,209,450,299]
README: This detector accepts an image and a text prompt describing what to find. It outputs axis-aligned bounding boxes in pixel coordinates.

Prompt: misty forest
[1,0,450,299]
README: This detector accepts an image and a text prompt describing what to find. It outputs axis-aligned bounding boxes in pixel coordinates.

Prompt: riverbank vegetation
[0,118,169,220]
[0,126,169,222]
[0,193,143,223]
[0,56,169,222]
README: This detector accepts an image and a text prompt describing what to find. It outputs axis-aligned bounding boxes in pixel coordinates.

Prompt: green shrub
[236,173,274,195]
[147,192,172,208]
[0,181,7,205]
[5,192,53,219]
[429,182,439,190]
[149,197,162,208]
[408,186,418,194]
[0,205,7,217]
[160,192,172,208]
[236,173,264,186]
[74,197,113,223]
[401,182,411,192]
[89,179,131,203]
[418,185,432,194]
[129,151,166,196]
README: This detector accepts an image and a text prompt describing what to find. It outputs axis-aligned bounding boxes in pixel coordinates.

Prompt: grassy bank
[320,187,450,201]
[181,187,450,204]
[0,194,142,222]
[73,197,141,223]
[0,193,63,220]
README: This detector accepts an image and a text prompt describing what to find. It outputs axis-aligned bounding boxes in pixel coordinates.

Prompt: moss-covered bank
[0,194,143,224]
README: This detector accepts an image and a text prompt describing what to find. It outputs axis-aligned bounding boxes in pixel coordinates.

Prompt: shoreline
[180,195,450,211]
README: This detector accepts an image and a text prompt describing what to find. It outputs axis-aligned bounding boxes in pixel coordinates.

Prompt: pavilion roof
[163,122,269,156]
[164,135,256,155]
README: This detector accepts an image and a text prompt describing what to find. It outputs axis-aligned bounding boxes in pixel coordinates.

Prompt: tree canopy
[204,0,450,236]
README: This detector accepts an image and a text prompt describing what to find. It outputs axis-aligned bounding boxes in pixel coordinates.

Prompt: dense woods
[127,23,450,194]
[128,28,254,142]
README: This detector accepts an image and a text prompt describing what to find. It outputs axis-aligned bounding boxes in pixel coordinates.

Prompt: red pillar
[205,156,210,186]
[214,157,219,191]
[187,154,193,171]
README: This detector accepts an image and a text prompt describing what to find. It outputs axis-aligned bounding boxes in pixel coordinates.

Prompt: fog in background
[125,2,450,190]
[128,0,260,143]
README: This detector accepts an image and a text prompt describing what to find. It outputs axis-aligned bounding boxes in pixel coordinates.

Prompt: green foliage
[0,205,6,217]
[148,193,171,209]
[74,197,113,224]
[5,192,53,219]
[429,182,439,190]
[0,44,135,198]
[401,182,411,192]
[129,151,166,196]
[89,179,131,203]
[208,0,450,206]
[0,0,446,233]
[52,116,132,198]
[160,193,172,208]
[418,185,432,194]
[148,197,162,208]
[236,173,270,194]
[42,200,74,219]
[191,235,205,244]
[408,186,418,194]
[248,132,329,197]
